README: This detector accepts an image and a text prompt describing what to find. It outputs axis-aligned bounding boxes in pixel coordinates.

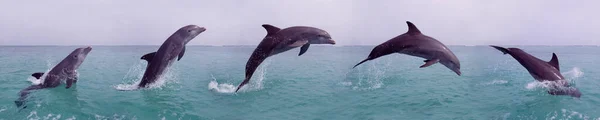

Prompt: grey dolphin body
[15,46,92,107]
[137,25,205,88]
[235,24,336,92]
[490,45,581,98]
[354,21,461,76]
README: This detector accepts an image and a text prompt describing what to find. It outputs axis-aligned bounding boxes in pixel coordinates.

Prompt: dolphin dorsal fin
[141,52,156,63]
[548,53,560,71]
[262,24,281,35]
[406,21,421,34]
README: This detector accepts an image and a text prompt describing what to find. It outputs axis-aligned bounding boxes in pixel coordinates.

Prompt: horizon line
[1,44,599,47]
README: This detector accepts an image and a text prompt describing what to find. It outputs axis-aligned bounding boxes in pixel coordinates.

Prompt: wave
[481,80,508,85]
[209,60,270,93]
[545,109,598,120]
[114,61,178,91]
[26,111,70,120]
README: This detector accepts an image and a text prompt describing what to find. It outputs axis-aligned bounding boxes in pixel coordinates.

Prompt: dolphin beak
[328,39,336,45]
[198,27,206,33]
[85,46,92,52]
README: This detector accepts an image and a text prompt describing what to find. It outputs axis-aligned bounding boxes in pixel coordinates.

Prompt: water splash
[208,75,236,93]
[525,67,583,90]
[27,60,56,85]
[562,67,584,80]
[344,59,389,90]
[209,60,271,93]
[115,61,178,91]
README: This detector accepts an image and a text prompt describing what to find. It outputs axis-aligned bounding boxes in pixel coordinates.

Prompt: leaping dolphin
[137,25,206,88]
[15,46,92,107]
[490,45,581,98]
[354,21,461,76]
[235,24,336,92]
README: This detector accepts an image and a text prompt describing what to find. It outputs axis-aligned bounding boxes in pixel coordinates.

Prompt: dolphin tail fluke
[235,78,250,92]
[490,45,509,54]
[353,59,370,68]
[15,85,44,108]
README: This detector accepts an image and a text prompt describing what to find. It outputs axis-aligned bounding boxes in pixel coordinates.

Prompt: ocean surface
[0,46,598,120]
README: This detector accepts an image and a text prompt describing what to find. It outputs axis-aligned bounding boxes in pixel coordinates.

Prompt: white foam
[525,81,552,90]
[482,80,508,85]
[28,68,52,85]
[544,109,596,120]
[65,116,76,120]
[28,76,43,85]
[208,80,236,93]
[25,111,62,120]
[340,81,352,86]
[114,80,140,91]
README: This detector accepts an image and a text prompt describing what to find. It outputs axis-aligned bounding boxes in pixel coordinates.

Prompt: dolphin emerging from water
[137,25,206,88]
[353,21,461,76]
[490,45,581,98]
[15,46,92,107]
[235,24,336,92]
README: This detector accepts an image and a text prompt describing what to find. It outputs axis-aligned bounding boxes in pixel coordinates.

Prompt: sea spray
[209,60,271,93]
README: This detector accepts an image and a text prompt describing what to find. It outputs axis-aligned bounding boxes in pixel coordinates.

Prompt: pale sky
[0,0,598,46]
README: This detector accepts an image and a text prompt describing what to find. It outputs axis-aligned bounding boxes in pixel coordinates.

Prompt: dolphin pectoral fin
[548,53,560,71]
[289,40,309,47]
[420,59,439,68]
[490,45,509,54]
[31,72,44,79]
[178,46,186,61]
[235,78,250,92]
[141,52,157,62]
[299,44,310,56]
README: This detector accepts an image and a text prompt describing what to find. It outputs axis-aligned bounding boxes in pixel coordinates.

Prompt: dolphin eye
[187,30,192,33]
[73,55,78,58]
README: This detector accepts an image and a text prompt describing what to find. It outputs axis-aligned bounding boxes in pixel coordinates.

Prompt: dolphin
[353,21,461,76]
[235,24,336,92]
[137,25,205,88]
[490,45,581,98]
[15,46,92,107]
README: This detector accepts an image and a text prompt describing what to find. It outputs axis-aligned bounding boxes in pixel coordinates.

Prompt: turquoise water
[0,46,599,120]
